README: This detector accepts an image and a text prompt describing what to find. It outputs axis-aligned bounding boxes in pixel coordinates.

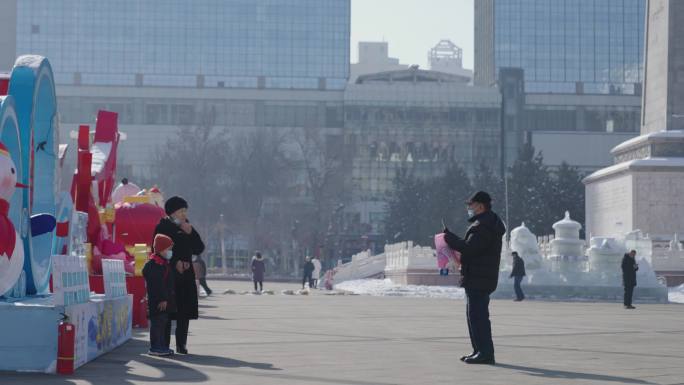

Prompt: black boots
[464,353,496,365]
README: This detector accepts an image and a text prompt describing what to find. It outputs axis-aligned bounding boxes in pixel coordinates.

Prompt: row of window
[494,0,645,93]
[522,108,640,132]
[58,96,640,134]
[47,72,348,90]
[17,0,350,87]
[344,106,501,126]
[58,97,345,128]
[363,141,499,163]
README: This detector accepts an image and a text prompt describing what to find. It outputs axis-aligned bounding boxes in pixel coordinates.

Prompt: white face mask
[467,208,475,218]
[162,250,173,260]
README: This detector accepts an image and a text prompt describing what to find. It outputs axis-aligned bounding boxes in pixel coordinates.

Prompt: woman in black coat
[251,252,266,292]
[154,196,205,354]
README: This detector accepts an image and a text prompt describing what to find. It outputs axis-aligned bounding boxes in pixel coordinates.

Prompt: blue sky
[351,0,474,69]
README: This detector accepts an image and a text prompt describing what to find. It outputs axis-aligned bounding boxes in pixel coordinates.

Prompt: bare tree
[154,106,229,236]
[289,126,347,261]
[227,127,294,252]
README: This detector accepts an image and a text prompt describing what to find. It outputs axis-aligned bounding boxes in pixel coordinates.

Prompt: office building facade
[0,0,352,179]
[343,68,501,240]
[16,0,350,90]
[476,0,646,95]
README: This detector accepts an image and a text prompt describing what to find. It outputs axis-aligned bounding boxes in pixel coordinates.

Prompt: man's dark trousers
[624,285,634,307]
[466,288,494,357]
[514,276,525,300]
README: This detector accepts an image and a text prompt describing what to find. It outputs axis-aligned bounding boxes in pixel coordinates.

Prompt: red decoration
[56,221,70,237]
[77,125,89,151]
[0,199,15,258]
[93,111,119,207]
[114,203,165,247]
[90,238,134,275]
[0,75,9,96]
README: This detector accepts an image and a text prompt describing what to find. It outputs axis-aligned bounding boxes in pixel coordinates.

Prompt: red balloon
[114,203,165,247]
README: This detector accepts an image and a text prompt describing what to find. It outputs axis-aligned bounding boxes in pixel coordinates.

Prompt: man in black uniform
[621,250,638,309]
[444,191,506,365]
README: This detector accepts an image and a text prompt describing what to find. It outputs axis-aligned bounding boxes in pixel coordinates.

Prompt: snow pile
[335,279,465,299]
[669,284,684,304]
[336,279,680,303]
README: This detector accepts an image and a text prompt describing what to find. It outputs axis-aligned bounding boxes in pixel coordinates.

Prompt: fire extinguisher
[57,313,75,375]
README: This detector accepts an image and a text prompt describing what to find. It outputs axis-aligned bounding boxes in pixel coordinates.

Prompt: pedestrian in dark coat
[153,196,205,355]
[251,252,266,292]
[510,252,526,301]
[444,191,506,365]
[194,254,212,296]
[302,257,315,289]
[622,250,638,309]
[143,234,177,356]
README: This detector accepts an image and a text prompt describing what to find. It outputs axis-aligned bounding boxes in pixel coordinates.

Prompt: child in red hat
[143,234,177,356]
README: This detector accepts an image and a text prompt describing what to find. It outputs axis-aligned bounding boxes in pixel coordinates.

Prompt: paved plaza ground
[2,280,684,385]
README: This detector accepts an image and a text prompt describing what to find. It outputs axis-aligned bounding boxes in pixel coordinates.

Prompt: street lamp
[219,214,226,276]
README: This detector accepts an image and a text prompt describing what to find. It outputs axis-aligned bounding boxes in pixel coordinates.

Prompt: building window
[145,104,169,125]
[171,105,195,126]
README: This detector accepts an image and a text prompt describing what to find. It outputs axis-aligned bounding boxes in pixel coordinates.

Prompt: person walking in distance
[622,249,639,309]
[510,252,526,301]
[251,251,266,292]
[311,256,322,289]
[194,254,212,296]
[444,191,506,365]
[302,256,315,289]
[154,196,205,355]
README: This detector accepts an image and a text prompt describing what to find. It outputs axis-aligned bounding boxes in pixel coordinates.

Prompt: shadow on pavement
[0,338,210,385]
[172,352,281,371]
[495,363,655,384]
[198,314,231,321]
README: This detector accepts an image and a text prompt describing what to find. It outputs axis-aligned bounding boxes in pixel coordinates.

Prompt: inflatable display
[0,95,25,296]
[7,55,59,295]
[0,139,25,295]
[0,55,135,374]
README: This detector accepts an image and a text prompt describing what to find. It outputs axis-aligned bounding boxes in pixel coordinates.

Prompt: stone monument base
[585,131,684,239]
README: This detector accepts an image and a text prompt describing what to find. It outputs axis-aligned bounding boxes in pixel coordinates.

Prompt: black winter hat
[467,191,492,205]
[165,196,188,215]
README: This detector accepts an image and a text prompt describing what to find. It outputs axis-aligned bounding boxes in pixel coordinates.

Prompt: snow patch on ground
[337,279,684,304]
[335,279,465,300]
[668,284,684,304]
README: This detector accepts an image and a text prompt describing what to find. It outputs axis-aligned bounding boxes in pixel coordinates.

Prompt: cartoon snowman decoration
[0,141,25,296]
